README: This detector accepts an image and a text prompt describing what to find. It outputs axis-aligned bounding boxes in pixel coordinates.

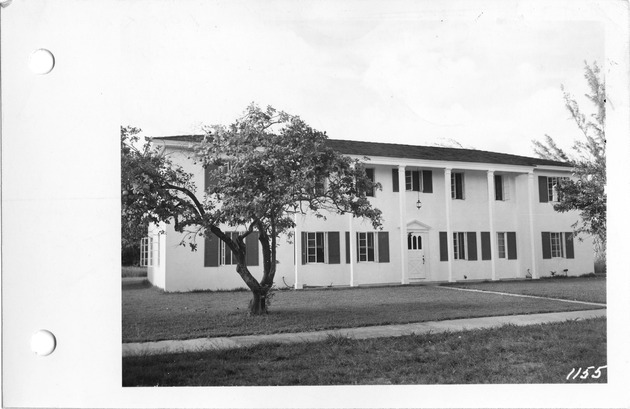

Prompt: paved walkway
[122,308,606,357]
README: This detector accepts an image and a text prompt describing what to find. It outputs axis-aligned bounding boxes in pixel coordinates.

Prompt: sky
[120,0,606,157]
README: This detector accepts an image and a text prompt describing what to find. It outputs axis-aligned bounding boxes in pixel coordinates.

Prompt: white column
[487,170,498,281]
[293,214,303,289]
[444,168,454,282]
[527,172,539,279]
[398,165,408,284]
[348,212,356,287]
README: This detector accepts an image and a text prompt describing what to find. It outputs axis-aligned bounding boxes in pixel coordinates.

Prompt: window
[440,232,477,261]
[495,174,509,201]
[356,231,390,263]
[541,232,575,259]
[140,235,160,267]
[497,232,506,258]
[307,232,325,263]
[204,231,259,267]
[313,177,326,196]
[301,231,340,264]
[392,169,433,193]
[408,233,422,250]
[365,168,375,197]
[451,172,465,199]
[496,232,517,259]
[358,232,375,262]
[538,176,569,203]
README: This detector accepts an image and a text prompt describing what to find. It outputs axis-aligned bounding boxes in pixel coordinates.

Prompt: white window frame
[306,232,327,264]
[405,170,423,192]
[497,232,507,258]
[140,234,160,267]
[452,232,467,260]
[358,231,377,262]
[547,177,568,202]
[451,172,465,200]
[495,174,510,201]
[550,232,564,258]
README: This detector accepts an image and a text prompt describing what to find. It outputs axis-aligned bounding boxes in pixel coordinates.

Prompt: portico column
[444,168,454,282]
[527,172,539,279]
[487,170,498,281]
[398,165,408,284]
[348,212,357,287]
[293,214,303,289]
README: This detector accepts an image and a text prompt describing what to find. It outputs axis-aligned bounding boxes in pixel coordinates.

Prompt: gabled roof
[151,135,570,168]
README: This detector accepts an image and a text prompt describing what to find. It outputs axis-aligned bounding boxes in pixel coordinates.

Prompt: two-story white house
[143,136,594,292]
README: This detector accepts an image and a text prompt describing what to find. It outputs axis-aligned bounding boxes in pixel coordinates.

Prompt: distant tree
[432,137,476,150]
[121,104,382,314]
[532,62,606,254]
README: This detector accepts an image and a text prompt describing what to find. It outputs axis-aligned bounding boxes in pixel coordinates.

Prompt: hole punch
[30,330,57,356]
[28,49,55,75]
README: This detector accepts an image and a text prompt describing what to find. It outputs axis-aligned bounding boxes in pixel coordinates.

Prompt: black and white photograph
[2,0,629,407]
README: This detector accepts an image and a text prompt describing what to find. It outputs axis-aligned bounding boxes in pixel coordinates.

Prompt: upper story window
[392,169,433,193]
[451,172,465,200]
[538,176,569,203]
[495,174,509,201]
[365,168,375,197]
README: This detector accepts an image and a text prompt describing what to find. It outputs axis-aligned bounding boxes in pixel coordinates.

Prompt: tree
[532,62,606,254]
[121,104,383,314]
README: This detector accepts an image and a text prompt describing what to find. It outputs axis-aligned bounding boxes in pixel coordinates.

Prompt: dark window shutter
[467,232,477,261]
[565,232,575,259]
[495,175,503,200]
[412,171,420,192]
[345,231,350,264]
[245,232,259,266]
[204,232,219,267]
[541,232,551,259]
[439,232,448,261]
[481,232,491,260]
[204,164,219,193]
[538,176,549,203]
[356,232,360,262]
[392,169,399,192]
[377,232,390,263]
[366,168,375,197]
[422,170,433,193]
[507,232,517,260]
[455,173,464,199]
[301,232,307,265]
[328,232,340,264]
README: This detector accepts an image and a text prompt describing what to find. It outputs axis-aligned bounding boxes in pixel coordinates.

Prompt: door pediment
[406,219,431,231]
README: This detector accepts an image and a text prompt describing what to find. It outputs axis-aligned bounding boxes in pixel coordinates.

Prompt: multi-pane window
[550,232,564,258]
[540,176,569,202]
[392,169,433,193]
[365,168,375,197]
[497,232,506,258]
[307,232,326,263]
[453,232,466,260]
[358,232,376,262]
[495,174,509,201]
[220,232,241,265]
[140,235,159,267]
[451,172,465,199]
[405,171,421,191]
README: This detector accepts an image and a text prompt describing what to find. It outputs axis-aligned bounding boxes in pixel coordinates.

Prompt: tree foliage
[532,62,606,252]
[121,104,382,314]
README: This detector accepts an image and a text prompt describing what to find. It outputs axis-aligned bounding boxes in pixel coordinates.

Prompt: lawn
[444,276,606,304]
[122,266,147,278]
[122,317,607,386]
[122,278,606,343]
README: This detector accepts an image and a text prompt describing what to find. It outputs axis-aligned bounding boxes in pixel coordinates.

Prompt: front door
[408,232,427,279]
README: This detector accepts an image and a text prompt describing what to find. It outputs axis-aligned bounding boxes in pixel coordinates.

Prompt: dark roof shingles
[151,135,569,168]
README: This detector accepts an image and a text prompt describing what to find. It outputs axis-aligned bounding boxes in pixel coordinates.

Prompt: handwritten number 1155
[567,365,607,380]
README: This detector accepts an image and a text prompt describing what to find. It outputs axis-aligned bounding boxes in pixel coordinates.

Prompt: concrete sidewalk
[122,308,606,357]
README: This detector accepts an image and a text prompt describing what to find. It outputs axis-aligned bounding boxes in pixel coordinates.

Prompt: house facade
[144,136,594,292]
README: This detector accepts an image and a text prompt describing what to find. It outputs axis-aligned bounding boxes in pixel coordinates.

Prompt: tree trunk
[249,288,268,315]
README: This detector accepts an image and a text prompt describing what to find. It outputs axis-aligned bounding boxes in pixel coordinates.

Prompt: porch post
[487,170,498,281]
[348,212,356,287]
[293,214,303,289]
[444,168,454,282]
[398,165,408,284]
[527,172,539,279]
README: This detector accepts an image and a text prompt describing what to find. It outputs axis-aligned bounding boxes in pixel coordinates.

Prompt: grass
[444,276,606,304]
[122,317,607,386]
[122,266,147,278]
[122,278,605,343]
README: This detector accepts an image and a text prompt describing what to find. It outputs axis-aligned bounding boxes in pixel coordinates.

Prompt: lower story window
[453,232,466,260]
[550,232,564,258]
[140,235,159,267]
[541,231,574,260]
[307,232,325,263]
[358,232,375,262]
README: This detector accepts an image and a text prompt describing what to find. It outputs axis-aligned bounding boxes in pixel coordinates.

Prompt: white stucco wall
[145,142,595,291]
